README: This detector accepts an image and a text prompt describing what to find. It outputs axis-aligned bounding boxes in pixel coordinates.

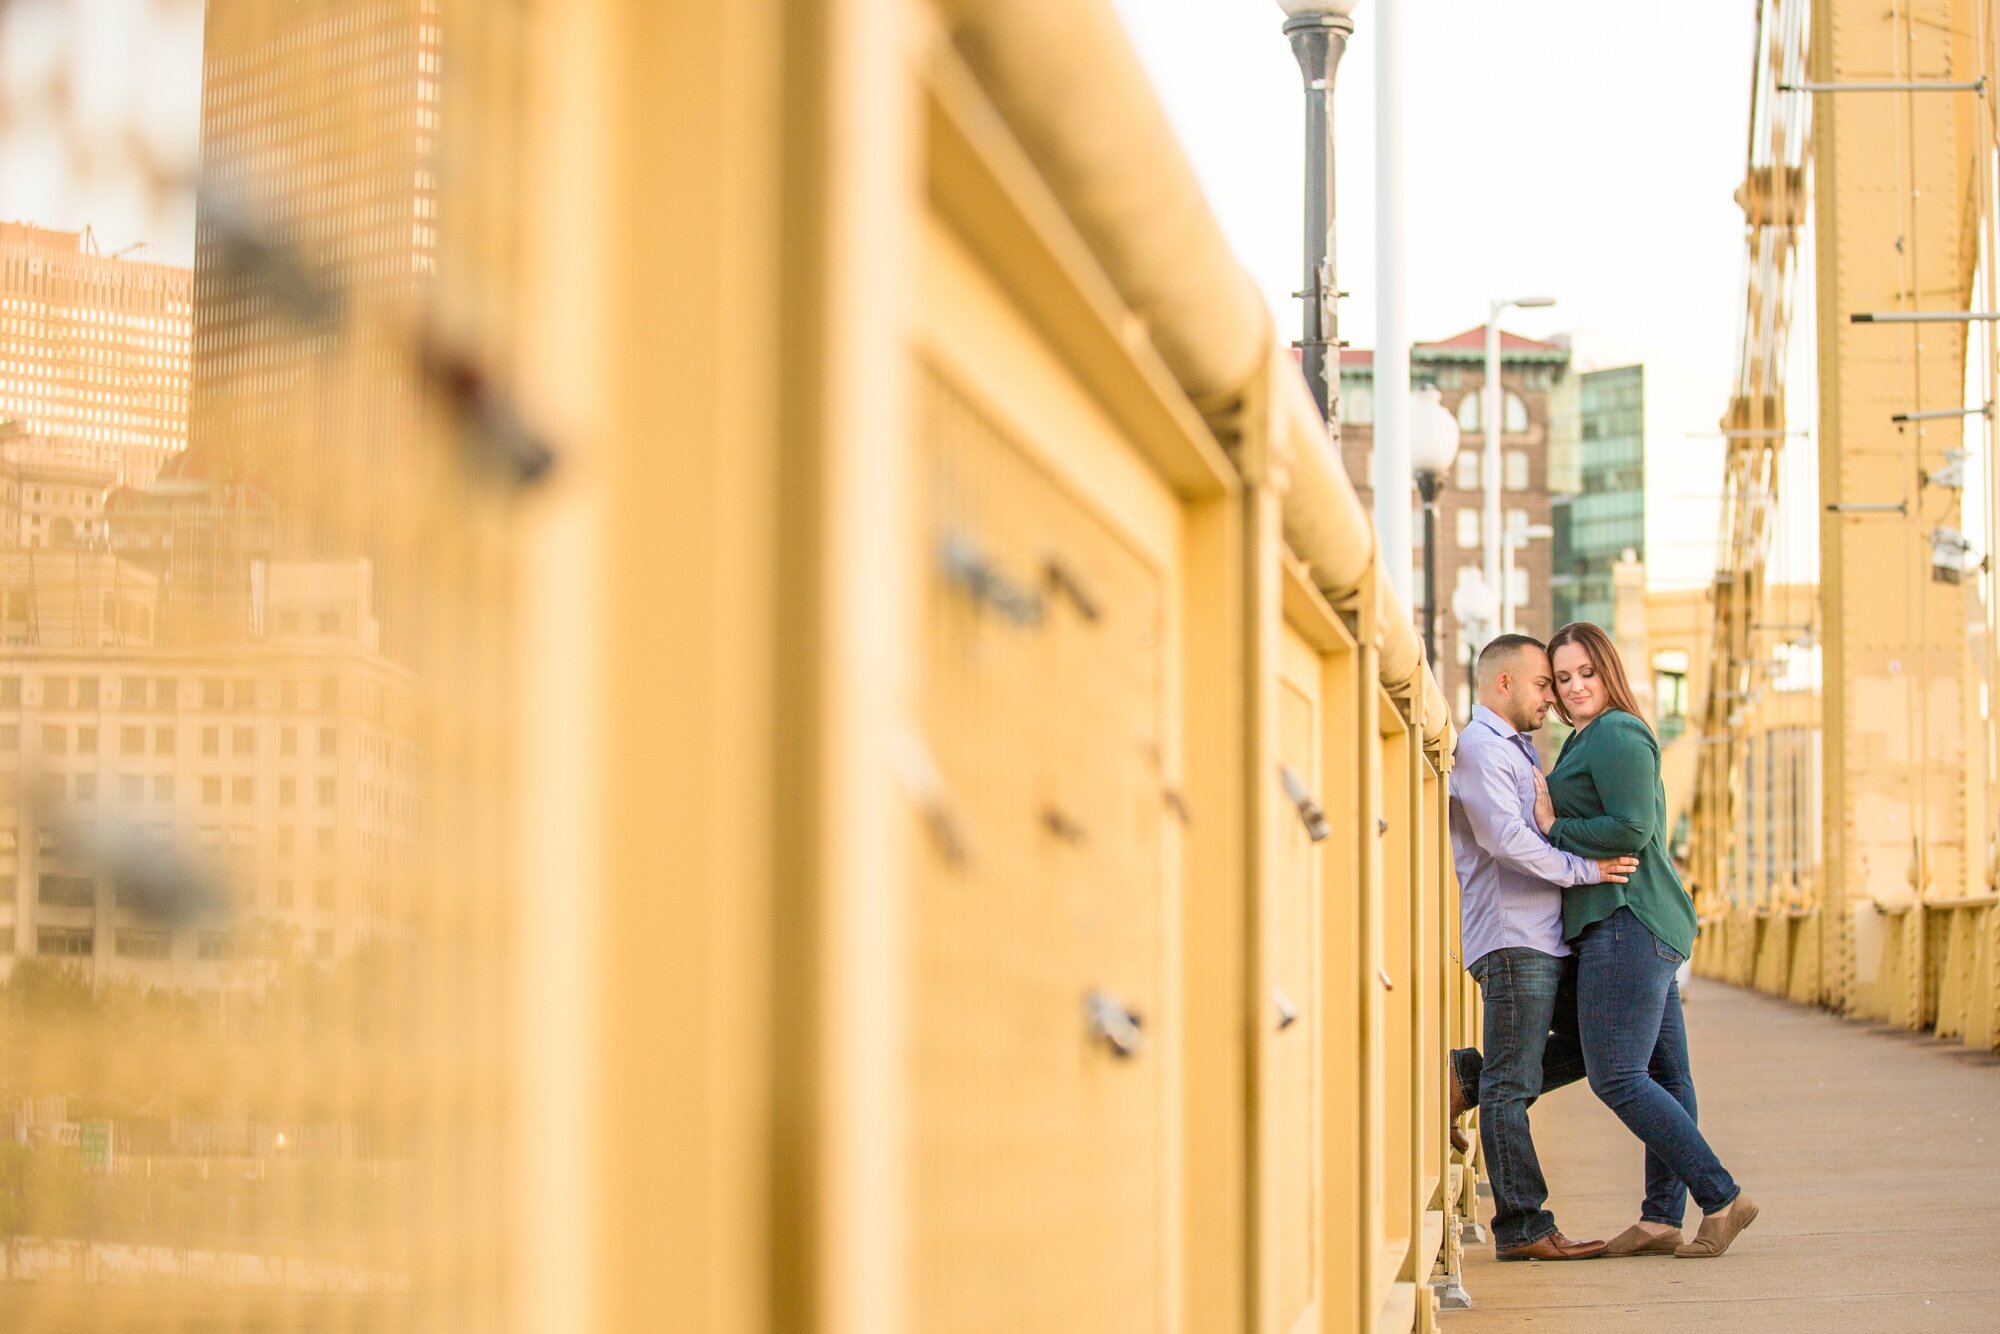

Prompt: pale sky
[1110,0,1827,590]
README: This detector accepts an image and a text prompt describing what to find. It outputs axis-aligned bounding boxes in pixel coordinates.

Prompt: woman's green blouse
[1545,709,1697,958]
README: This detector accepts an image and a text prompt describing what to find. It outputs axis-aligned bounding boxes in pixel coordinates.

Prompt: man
[1446,634,1638,1262]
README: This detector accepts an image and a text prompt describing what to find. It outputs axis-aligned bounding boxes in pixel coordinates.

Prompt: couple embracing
[1446,622,1757,1263]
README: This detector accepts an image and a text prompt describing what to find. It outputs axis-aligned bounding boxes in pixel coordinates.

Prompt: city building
[193,0,442,649]
[1337,326,1572,716]
[0,558,419,989]
[0,223,190,486]
[1552,364,1646,628]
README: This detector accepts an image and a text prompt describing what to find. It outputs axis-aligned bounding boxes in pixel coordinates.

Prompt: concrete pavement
[1447,980,2000,1332]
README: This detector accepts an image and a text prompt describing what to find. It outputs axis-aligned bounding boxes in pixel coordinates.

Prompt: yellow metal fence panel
[910,364,1171,1332]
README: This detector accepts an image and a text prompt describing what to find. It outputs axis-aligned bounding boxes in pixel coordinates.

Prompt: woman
[1530,621,1756,1260]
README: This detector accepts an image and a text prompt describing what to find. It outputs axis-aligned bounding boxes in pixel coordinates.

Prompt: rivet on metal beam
[1044,557,1101,623]
[1279,766,1332,842]
[1084,990,1145,1059]
[1850,310,2000,324]
[888,729,969,866]
[1041,807,1087,844]
[940,532,1045,626]
[1892,403,1990,424]
[1781,76,1985,95]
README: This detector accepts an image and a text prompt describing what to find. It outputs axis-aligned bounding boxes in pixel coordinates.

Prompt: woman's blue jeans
[1575,907,1739,1223]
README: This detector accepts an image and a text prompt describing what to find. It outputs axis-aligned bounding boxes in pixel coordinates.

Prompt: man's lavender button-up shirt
[1449,704,1601,968]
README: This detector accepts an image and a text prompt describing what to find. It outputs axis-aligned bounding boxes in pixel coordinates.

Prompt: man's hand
[1531,768,1556,834]
[1594,855,1640,884]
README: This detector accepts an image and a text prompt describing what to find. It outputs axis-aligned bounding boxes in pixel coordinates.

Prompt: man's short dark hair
[1476,633,1547,687]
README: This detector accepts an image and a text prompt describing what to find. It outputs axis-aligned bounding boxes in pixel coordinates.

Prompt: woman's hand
[1531,768,1556,834]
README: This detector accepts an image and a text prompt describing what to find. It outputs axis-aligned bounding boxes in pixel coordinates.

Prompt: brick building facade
[1333,326,1573,717]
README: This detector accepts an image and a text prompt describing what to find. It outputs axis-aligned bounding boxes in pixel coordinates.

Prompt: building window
[1339,383,1374,427]
[37,927,92,957]
[1505,450,1530,491]
[41,725,65,755]
[1508,567,1530,609]
[197,932,238,961]
[202,726,220,756]
[202,777,221,805]
[38,875,94,907]
[316,827,335,855]
[155,726,173,753]
[42,677,67,709]
[76,678,98,708]
[75,774,95,801]
[155,677,175,707]
[280,777,296,807]
[319,726,336,755]
[0,677,17,705]
[152,775,173,803]
[76,726,96,754]
[1654,650,1690,741]
[1455,450,1480,491]
[123,677,148,707]
[117,930,170,960]
[318,777,335,807]
[233,681,254,708]
[234,726,254,755]
[1505,391,1530,434]
[203,679,224,708]
[1456,393,1481,431]
[232,777,253,805]
[280,727,297,757]
[1456,509,1480,549]
[315,879,335,910]
[121,726,143,755]
[120,774,144,801]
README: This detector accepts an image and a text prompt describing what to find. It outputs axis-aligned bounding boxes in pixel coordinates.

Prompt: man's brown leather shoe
[1448,1069,1470,1154]
[1496,1231,1609,1262]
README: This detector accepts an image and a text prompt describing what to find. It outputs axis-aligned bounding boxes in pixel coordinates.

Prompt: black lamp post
[1408,384,1460,669]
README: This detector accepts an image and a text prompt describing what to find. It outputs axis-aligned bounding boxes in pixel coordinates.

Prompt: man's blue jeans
[1456,948,1588,1249]
[1575,907,1739,1222]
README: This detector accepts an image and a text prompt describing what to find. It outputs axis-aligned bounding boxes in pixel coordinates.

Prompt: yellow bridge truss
[1690,0,2000,1041]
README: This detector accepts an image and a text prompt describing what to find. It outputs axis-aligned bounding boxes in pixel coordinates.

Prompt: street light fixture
[1483,295,1556,608]
[1500,516,1555,635]
[1278,0,1359,426]
[1408,384,1460,667]
[1451,568,1499,721]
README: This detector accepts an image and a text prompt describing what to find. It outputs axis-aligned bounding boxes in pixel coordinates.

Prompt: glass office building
[1553,365,1644,629]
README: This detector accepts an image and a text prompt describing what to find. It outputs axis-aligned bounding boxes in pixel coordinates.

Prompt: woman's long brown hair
[1546,621,1649,730]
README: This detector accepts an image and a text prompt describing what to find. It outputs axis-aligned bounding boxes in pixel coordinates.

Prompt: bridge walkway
[1448,981,2000,1332]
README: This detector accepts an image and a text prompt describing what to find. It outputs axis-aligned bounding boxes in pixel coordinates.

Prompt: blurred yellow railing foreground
[0,0,1479,1329]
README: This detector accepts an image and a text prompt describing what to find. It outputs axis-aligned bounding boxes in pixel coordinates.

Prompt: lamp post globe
[1276,0,1360,15]
[1409,384,1459,475]
[1409,385,1458,669]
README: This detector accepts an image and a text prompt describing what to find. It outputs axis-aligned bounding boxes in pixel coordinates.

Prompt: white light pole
[1372,0,1411,607]
[1500,517,1555,634]
[1408,385,1461,666]
[1482,295,1555,608]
